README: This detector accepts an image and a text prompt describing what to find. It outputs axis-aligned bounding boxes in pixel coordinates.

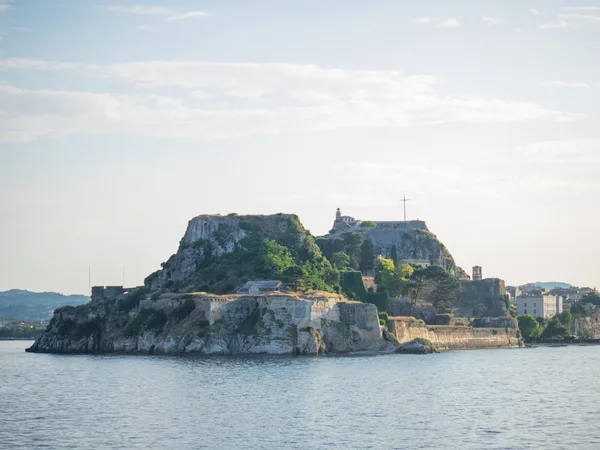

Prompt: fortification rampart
[388,316,520,351]
[139,292,343,326]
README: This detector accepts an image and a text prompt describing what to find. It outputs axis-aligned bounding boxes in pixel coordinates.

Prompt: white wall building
[516,294,563,319]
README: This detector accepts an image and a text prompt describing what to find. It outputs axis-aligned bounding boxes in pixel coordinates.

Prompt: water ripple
[1,342,600,449]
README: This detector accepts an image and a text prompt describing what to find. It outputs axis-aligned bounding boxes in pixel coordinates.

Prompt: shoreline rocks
[395,338,438,355]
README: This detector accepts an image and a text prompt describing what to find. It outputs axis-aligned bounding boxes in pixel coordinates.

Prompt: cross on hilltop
[400,194,410,227]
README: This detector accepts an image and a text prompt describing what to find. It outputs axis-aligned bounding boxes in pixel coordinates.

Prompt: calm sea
[1,341,599,449]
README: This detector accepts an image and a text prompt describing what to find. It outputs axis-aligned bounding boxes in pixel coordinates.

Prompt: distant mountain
[531,282,573,291]
[0,290,89,321]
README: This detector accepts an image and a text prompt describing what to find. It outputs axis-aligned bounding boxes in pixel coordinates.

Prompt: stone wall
[456,278,507,317]
[387,298,437,324]
[388,316,520,351]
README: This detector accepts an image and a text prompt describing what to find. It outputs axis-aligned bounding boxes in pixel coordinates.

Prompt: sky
[1,0,600,294]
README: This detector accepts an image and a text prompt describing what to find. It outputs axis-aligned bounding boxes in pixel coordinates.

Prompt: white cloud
[483,16,504,26]
[536,80,590,88]
[559,13,600,23]
[0,58,79,70]
[167,11,210,22]
[0,59,582,142]
[539,20,571,29]
[439,18,460,28]
[415,17,437,24]
[541,11,600,28]
[102,4,172,15]
[135,25,152,31]
[560,6,600,11]
[415,17,460,28]
[530,8,541,15]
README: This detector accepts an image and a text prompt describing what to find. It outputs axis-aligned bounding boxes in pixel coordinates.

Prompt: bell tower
[336,207,341,221]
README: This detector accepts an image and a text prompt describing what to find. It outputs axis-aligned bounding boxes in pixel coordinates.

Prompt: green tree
[556,310,574,334]
[571,301,591,317]
[417,266,459,312]
[517,314,541,342]
[541,317,568,340]
[581,292,600,306]
[331,251,351,270]
[360,221,377,228]
[359,239,375,274]
[257,239,294,275]
[390,244,398,265]
[341,232,364,269]
[374,258,395,286]
[281,265,308,291]
[374,258,414,298]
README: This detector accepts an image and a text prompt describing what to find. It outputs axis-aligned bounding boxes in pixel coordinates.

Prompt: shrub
[365,291,390,312]
[360,221,377,228]
[378,312,389,327]
[339,271,367,300]
[54,305,76,314]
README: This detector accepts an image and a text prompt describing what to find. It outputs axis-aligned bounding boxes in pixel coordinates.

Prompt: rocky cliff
[26,292,397,355]
[322,223,466,278]
[145,213,338,294]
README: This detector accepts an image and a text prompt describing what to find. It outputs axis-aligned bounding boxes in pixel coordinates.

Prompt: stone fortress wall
[388,317,520,351]
[139,292,342,327]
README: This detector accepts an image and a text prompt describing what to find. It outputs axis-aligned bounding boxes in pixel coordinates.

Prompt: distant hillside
[0,290,89,321]
[531,282,573,290]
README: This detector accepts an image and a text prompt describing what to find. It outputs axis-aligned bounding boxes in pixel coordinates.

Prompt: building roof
[239,280,282,290]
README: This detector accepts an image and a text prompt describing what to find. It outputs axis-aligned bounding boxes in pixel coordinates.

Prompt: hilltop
[316,208,467,279]
[0,289,89,321]
[145,213,339,294]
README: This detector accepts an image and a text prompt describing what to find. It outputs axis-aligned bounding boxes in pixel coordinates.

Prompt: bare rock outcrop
[27,293,397,356]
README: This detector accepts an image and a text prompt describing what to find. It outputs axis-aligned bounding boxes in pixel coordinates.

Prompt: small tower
[472,266,483,281]
[336,207,342,222]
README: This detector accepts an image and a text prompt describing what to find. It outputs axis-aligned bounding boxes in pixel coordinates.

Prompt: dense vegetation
[315,232,375,273]
[518,309,588,341]
[339,271,389,311]
[152,215,339,295]
[373,258,459,312]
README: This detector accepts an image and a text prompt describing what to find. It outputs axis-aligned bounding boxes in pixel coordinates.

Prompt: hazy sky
[1,0,600,294]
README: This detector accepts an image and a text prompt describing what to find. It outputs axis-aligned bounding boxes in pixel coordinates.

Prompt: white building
[516,294,563,319]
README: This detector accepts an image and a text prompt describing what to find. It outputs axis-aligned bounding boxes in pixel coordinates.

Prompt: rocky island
[27,211,521,355]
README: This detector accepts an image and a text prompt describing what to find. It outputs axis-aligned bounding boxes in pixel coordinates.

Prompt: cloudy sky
[1,0,599,294]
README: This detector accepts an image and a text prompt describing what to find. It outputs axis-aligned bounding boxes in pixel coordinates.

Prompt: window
[524,303,527,307]
[524,309,527,314]
[534,310,536,315]
[534,303,536,307]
